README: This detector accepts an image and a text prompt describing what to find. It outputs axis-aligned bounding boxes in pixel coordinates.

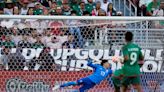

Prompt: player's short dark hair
[101,60,108,66]
[125,31,133,42]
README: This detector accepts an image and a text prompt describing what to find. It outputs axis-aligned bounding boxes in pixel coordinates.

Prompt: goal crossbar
[0,15,163,21]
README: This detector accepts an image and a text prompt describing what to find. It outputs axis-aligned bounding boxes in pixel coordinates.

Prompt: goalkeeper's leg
[52,81,77,91]
[78,77,96,92]
[52,77,96,92]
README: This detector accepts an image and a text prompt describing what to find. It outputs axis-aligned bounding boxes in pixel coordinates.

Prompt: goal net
[0,15,164,92]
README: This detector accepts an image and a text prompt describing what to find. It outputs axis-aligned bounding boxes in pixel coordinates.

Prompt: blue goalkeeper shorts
[77,77,96,92]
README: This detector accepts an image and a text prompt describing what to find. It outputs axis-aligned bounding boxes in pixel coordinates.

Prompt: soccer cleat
[52,85,60,91]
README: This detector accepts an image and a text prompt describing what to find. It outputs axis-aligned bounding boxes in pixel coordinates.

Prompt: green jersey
[70,3,81,16]
[85,3,95,14]
[147,1,160,12]
[113,69,123,78]
[122,42,143,76]
[111,69,123,88]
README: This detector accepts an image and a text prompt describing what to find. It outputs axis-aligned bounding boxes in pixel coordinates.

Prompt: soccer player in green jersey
[112,69,123,92]
[121,31,144,92]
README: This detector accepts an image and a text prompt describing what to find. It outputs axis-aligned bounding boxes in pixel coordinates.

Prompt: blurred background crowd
[0,0,163,16]
[0,1,163,91]
[0,0,163,71]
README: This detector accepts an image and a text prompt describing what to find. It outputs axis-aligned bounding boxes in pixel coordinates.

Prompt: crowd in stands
[131,0,164,27]
[131,0,163,16]
[0,0,163,71]
[0,0,123,16]
[0,0,162,16]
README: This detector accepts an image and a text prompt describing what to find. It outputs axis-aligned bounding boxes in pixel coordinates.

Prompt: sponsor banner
[1,48,164,72]
[0,71,164,92]
[0,71,110,92]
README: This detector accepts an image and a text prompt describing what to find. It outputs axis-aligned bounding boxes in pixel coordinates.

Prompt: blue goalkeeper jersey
[87,61,112,84]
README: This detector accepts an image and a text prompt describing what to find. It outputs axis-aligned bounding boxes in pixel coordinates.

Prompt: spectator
[0,47,11,70]
[11,6,21,23]
[62,33,77,48]
[40,0,50,7]
[92,1,102,16]
[0,1,5,14]
[0,9,3,15]
[27,0,36,8]
[85,0,95,14]
[28,29,37,44]
[41,29,52,45]
[80,11,95,46]
[16,19,28,30]
[154,4,164,28]
[49,1,57,10]
[153,4,164,16]
[27,7,34,15]
[8,47,26,70]
[49,8,56,15]
[107,3,117,16]
[70,0,81,16]
[62,0,69,4]
[147,0,160,16]
[62,33,77,71]
[101,0,110,13]
[13,6,20,15]
[3,0,14,15]
[63,2,71,16]
[55,6,63,15]
[70,10,77,16]
[80,1,87,15]
[66,11,84,48]
[98,9,107,16]
[11,30,22,46]
[29,47,55,71]
[2,36,15,48]
[20,0,29,15]
[46,36,63,49]
[32,35,44,49]
[43,6,49,15]
[33,2,43,15]
[140,4,148,16]
[27,19,49,34]
[83,11,91,16]
[49,20,64,35]
[1,19,15,29]
[18,35,31,48]
[95,0,112,4]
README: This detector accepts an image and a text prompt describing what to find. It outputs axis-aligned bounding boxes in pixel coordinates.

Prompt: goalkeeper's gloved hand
[87,58,92,64]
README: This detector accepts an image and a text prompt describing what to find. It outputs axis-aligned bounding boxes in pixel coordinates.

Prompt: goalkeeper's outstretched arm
[87,59,98,69]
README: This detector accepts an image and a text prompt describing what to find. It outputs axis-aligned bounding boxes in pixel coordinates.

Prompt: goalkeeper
[52,59,112,92]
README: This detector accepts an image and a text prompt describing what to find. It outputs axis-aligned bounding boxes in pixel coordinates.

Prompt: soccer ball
[112,56,124,63]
